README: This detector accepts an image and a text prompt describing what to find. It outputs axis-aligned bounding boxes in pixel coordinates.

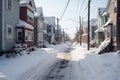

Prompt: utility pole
[76,27,79,42]
[79,16,82,46]
[63,29,65,43]
[57,18,59,44]
[87,0,91,50]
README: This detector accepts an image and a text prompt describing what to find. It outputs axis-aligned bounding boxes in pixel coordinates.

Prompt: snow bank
[70,44,120,80]
[0,44,69,80]
[95,40,110,54]
[0,72,8,80]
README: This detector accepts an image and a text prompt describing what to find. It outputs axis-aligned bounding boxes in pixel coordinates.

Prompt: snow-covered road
[1,43,120,80]
[17,44,82,80]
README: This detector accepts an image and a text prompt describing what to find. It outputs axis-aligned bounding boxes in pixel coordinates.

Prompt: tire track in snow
[38,48,73,80]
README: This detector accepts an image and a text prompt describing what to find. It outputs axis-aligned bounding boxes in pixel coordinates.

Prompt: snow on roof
[20,0,30,5]
[82,33,88,36]
[44,17,55,26]
[102,11,109,16]
[34,7,43,17]
[98,8,107,15]
[103,19,112,27]
[17,20,34,29]
[95,28,104,33]
[20,0,36,11]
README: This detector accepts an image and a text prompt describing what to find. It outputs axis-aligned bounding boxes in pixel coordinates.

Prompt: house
[95,8,108,46]
[0,0,19,51]
[95,0,118,54]
[44,17,55,44]
[82,19,97,44]
[103,0,117,51]
[17,0,36,47]
[34,7,45,47]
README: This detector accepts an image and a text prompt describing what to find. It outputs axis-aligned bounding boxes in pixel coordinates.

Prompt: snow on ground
[0,43,69,80]
[0,42,120,80]
[57,43,120,80]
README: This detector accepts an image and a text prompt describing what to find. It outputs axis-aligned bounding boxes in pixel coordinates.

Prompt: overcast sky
[34,0,108,39]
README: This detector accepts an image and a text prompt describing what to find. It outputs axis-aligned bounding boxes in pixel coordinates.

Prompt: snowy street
[0,43,120,80]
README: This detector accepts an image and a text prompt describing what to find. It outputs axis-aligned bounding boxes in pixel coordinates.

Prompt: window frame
[7,24,13,40]
[5,0,13,10]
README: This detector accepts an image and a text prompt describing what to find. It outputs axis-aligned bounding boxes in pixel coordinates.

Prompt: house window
[107,27,110,38]
[6,0,12,10]
[114,0,117,13]
[25,30,33,42]
[112,25,116,37]
[7,24,13,40]
[17,29,22,42]
[27,9,34,22]
[8,27,12,34]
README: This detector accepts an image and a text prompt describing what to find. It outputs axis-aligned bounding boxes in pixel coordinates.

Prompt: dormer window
[6,0,12,10]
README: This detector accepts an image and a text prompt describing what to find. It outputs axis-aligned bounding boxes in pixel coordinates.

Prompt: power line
[82,0,92,19]
[75,0,81,14]
[59,0,71,21]
[78,0,86,15]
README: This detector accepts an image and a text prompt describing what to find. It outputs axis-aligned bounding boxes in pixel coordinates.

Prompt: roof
[103,19,112,27]
[106,0,111,9]
[98,8,107,15]
[20,0,36,11]
[20,0,30,5]
[34,7,43,17]
[95,28,104,33]
[17,20,34,29]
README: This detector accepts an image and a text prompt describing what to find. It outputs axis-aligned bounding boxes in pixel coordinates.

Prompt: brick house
[103,0,118,51]
[17,0,36,47]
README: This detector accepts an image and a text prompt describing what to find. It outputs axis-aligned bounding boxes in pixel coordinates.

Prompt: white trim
[7,24,13,40]
[5,0,13,11]
[17,29,22,42]
[2,0,5,50]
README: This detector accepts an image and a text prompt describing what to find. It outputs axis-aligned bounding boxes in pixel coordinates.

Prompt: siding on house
[0,0,3,51]
[34,18,38,46]
[3,0,19,51]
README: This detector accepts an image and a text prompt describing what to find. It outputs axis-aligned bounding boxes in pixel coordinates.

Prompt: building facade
[17,0,36,47]
[34,7,44,47]
[0,0,19,51]
[44,17,55,44]
[103,0,117,50]
[95,8,108,46]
